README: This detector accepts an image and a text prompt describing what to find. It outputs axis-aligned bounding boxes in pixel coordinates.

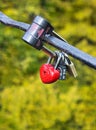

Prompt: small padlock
[40,55,60,84]
[65,56,78,78]
[67,61,78,77]
[58,63,67,80]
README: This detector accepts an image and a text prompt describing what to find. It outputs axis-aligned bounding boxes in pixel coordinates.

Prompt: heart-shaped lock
[40,63,60,84]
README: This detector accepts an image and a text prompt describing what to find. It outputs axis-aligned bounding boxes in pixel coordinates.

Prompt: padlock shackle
[42,46,56,57]
[0,11,96,69]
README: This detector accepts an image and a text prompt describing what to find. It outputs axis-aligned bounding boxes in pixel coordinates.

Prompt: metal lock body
[66,60,78,78]
[40,55,61,84]
[65,55,78,78]
[22,16,53,50]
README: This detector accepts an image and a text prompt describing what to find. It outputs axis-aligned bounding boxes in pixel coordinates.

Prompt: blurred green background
[0,0,96,130]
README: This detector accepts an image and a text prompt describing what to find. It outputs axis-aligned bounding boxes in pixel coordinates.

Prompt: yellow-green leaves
[0,0,96,129]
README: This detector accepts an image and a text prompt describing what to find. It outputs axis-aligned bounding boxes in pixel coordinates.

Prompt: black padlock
[54,51,67,80]
[22,16,53,50]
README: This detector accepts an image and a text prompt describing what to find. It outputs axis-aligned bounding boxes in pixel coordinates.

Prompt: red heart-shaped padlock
[40,63,60,84]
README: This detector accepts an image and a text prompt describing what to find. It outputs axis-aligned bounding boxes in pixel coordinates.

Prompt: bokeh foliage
[0,0,96,130]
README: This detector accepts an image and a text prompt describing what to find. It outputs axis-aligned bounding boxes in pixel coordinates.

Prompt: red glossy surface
[40,64,60,84]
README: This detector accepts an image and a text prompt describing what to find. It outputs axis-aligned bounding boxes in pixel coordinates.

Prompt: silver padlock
[65,56,78,78]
